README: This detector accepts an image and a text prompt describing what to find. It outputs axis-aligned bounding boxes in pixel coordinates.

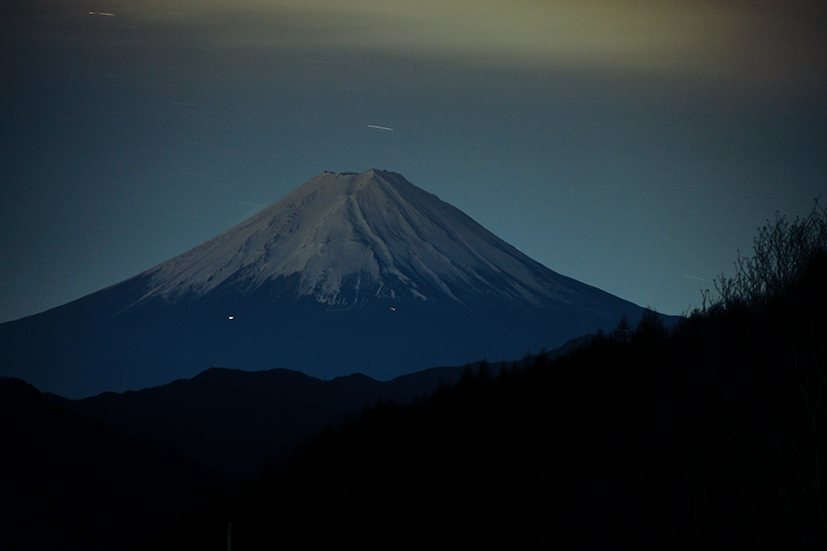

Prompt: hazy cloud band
[13,0,825,85]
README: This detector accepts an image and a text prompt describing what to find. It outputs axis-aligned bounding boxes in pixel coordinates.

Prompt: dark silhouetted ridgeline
[45,336,589,482]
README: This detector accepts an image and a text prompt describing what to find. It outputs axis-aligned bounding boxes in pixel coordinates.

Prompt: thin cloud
[124,0,824,85]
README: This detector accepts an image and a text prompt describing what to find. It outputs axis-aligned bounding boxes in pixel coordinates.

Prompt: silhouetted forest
[153,202,827,549]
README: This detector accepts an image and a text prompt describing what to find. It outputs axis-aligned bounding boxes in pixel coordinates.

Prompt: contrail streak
[367,125,393,131]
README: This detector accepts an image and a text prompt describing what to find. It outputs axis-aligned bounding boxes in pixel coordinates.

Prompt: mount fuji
[1,169,652,398]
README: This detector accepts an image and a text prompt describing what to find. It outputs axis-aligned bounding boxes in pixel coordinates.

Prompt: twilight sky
[1,0,825,322]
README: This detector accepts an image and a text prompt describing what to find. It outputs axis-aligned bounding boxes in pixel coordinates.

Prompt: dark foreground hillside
[0,377,220,551]
[158,210,827,550]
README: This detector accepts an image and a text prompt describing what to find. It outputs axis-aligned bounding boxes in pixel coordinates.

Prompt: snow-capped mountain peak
[136,169,577,309]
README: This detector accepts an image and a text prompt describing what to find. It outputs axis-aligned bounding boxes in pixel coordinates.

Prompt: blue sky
[1,0,825,321]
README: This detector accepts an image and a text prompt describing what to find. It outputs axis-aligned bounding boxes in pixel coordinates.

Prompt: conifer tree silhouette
[610,314,633,343]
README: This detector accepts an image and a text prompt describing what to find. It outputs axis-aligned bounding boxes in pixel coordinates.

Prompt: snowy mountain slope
[0,169,654,398]
[134,169,582,309]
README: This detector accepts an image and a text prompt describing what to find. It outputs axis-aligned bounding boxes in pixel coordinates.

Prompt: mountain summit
[136,169,584,310]
[1,169,649,398]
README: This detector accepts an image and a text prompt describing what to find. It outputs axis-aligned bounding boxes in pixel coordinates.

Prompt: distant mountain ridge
[48,334,592,480]
[0,169,655,398]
